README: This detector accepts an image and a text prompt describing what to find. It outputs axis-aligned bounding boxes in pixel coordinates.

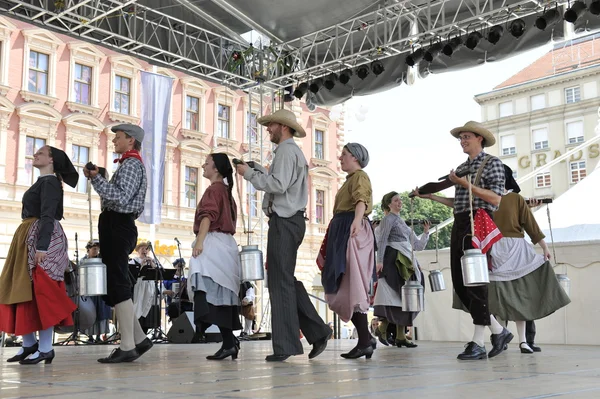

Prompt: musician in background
[81,240,113,343]
[239,281,256,339]
[162,258,192,320]
[412,121,509,361]
[132,242,159,334]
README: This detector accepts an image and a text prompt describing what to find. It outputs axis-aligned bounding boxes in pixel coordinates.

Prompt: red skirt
[0,267,76,335]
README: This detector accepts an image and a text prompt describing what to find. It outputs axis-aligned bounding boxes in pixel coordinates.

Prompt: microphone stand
[147,243,168,343]
[174,238,185,318]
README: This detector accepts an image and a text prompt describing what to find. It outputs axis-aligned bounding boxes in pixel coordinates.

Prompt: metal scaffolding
[0,0,572,89]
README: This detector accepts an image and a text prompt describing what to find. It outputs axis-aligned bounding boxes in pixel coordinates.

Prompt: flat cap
[111,123,145,143]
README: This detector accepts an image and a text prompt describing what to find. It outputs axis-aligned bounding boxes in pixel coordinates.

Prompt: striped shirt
[91,157,147,218]
[453,151,504,214]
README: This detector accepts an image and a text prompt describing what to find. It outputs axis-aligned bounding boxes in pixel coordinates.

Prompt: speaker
[167,312,196,343]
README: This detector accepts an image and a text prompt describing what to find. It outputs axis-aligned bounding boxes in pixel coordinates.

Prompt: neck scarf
[114,150,143,164]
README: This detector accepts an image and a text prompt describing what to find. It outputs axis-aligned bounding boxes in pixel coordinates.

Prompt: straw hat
[257,109,306,138]
[450,121,496,147]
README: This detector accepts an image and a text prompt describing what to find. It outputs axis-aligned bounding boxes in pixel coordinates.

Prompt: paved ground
[1,339,599,399]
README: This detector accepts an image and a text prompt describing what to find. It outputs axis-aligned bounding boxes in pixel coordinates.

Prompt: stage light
[356,65,370,80]
[406,48,424,66]
[339,68,353,85]
[591,0,600,15]
[309,79,323,93]
[293,82,308,99]
[423,42,443,62]
[323,73,338,90]
[283,85,294,102]
[509,19,526,38]
[535,8,561,30]
[371,60,385,76]
[487,25,504,45]
[466,31,483,50]
[564,1,587,23]
[442,37,463,56]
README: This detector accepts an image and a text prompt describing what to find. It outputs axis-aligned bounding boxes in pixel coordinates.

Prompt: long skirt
[0,219,75,335]
[488,261,571,321]
[189,232,242,330]
[324,218,375,322]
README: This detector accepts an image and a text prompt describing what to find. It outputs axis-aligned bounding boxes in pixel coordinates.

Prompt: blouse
[193,182,237,235]
[333,170,373,215]
[21,175,63,251]
[376,213,429,263]
[493,192,545,244]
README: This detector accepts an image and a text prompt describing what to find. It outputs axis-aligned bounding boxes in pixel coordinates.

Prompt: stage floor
[1,339,599,399]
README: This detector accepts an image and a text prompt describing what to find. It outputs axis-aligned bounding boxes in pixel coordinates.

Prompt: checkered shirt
[453,151,505,214]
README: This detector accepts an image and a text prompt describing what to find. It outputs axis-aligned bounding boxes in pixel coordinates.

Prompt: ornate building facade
[0,16,345,324]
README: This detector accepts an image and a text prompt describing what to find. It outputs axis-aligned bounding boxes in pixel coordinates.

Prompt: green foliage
[373,191,453,249]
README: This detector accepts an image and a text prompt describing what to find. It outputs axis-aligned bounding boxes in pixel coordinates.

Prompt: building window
[74,63,92,105]
[71,145,89,193]
[184,166,198,208]
[111,152,120,173]
[565,86,581,104]
[247,112,258,144]
[500,135,516,156]
[185,95,200,130]
[530,94,545,111]
[315,129,324,159]
[532,128,549,150]
[315,190,325,224]
[28,50,49,95]
[535,172,551,188]
[499,101,513,117]
[247,182,258,217]
[25,136,46,184]
[566,121,584,144]
[217,104,230,138]
[114,75,131,115]
[570,160,586,183]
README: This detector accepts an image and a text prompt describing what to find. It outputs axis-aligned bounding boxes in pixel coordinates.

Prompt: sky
[343,44,552,204]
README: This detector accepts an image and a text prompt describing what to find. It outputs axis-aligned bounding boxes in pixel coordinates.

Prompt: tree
[372,191,453,249]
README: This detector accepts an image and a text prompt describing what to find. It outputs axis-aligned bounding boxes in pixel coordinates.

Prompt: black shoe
[19,350,55,365]
[396,339,418,348]
[7,343,39,362]
[341,345,373,359]
[489,328,514,358]
[528,342,542,352]
[371,337,377,350]
[457,342,487,360]
[387,335,395,346]
[207,346,239,360]
[265,354,291,362]
[308,331,331,359]
[135,338,153,357]
[520,342,534,354]
[234,336,241,350]
[97,348,140,363]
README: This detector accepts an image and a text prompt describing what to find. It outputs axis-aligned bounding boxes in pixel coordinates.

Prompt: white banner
[139,71,173,225]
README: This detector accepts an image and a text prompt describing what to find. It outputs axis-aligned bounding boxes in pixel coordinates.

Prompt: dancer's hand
[235,163,249,176]
[350,218,361,237]
[543,248,551,261]
[83,166,99,179]
[449,170,468,188]
[411,186,430,199]
[192,242,204,257]
[423,220,431,234]
[376,262,383,273]
[34,251,47,265]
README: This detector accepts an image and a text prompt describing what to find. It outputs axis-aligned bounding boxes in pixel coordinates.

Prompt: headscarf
[503,164,521,193]
[48,146,79,188]
[381,191,399,212]
[345,142,370,168]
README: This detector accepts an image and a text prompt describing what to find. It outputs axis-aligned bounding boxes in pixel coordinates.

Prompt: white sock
[245,319,253,334]
[472,325,485,347]
[17,332,38,355]
[516,320,526,345]
[115,300,136,351]
[133,317,147,345]
[38,326,54,353]
[489,315,504,335]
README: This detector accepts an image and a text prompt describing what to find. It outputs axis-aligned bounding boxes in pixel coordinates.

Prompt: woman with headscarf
[0,146,79,364]
[187,153,242,360]
[488,165,570,353]
[373,192,429,348]
[321,143,376,359]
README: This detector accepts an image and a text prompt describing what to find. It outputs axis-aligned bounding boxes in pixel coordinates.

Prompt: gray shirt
[243,138,308,218]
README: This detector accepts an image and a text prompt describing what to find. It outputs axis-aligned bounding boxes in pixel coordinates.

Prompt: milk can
[78,257,107,296]
[239,245,264,281]
[556,274,571,297]
[401,281,425,312]
[461,249,490,287]
[428,269,446,292]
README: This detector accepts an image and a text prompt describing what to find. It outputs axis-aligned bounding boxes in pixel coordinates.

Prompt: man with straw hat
[235,109,331,362]
[412,121,512,360]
